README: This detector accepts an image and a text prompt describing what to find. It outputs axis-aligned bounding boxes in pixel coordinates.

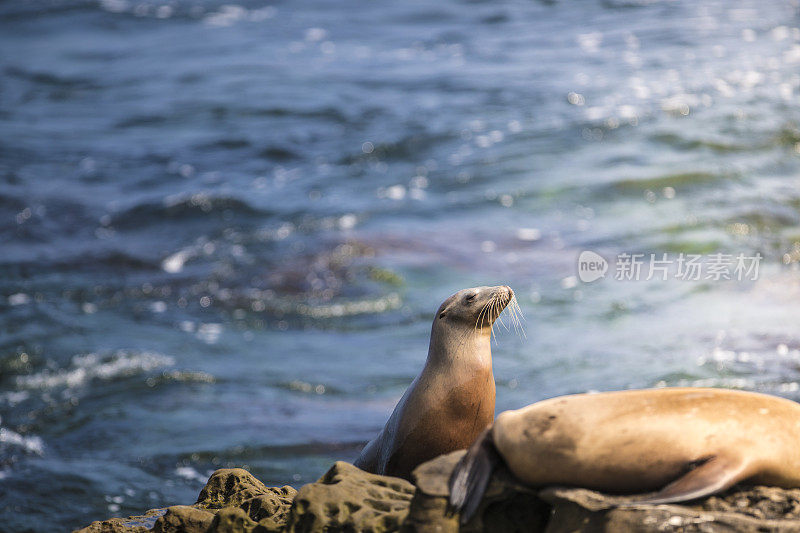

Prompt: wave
[114,104,355,130]
[0,0,96,21]
[110,194,269,229]
[4,66,101,91]
[171,441,366,464]
[0,425,44,456]
[0,246,161,272]
[611,171,734,192]
[15,351,174,390]
[339,131,455,164]
[261,293,403,319]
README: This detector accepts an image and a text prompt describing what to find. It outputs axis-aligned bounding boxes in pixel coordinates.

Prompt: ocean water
[2,0,800,530]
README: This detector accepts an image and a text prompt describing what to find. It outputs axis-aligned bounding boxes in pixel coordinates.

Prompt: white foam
[203,5,274,27]
[516,228,541,241]
[16,351,174,390]
[175,466,208,484]
[0,427,44,455]
[8,293,30,306]
[196,323,223,344]
[162,249,193,274]
[99,0,129,13]
[0,391,30,406]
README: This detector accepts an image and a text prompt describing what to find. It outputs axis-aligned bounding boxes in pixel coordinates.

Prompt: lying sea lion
[354,285,518,481]
[450,387,800,521]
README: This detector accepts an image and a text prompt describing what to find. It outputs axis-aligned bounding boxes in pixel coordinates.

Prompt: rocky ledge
[76,452,800,533]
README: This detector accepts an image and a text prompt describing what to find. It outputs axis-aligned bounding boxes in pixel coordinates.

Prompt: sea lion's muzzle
[477,285,515,327]
[492,285,514,309]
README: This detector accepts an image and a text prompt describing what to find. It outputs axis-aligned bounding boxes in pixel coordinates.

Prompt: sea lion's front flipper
[621,454,748,506]
[448,426,499,523]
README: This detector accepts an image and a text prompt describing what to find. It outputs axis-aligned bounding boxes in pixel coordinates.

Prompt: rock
[540,486,800,532]
[74,468,298,533]
[240,488,297,531]
[408,451,548,533]
[197,469,284,510]
[284,461,415,532]
[74,458,800,533]
[209,507,259,533]
[152,506,215,533]
[73,508,168,533]
[702,486,800,520]
[195,468,296,531]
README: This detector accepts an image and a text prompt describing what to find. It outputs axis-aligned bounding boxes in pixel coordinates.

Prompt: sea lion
[354,285,519,481]
[449,387,800,522]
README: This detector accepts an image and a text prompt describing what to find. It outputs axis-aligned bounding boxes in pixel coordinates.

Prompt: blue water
[3,0,800,530]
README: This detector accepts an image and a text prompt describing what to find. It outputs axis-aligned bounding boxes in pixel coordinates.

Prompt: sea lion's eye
[465,293,476,302]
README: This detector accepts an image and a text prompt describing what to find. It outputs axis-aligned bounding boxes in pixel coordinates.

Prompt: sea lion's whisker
[514,299,525,320]
[511,298,526,339]
[492,297,500,342]
[472,289,523,342]
[504,296,525,339]
[508,302,519,336]
[509,299,520,329]
[489,299,498,342]
[475,299,491,332]
[476,300,491,333]
[474,301,485,331]
[496,310,508,331]
[497,295,511,331]
[484,298,493,340]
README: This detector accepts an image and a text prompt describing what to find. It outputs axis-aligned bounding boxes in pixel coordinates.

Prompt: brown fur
[354,285,513,480]
[450,387,800,523]
[494,388,800,492]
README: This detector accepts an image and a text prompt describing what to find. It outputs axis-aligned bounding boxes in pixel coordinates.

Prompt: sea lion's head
[435,285,516,332]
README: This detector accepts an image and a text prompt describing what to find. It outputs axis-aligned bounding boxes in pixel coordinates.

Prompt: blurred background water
[3,0,800,530]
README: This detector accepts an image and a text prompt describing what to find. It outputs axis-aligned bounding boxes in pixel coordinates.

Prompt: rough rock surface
[407,450,549,533]
[538,486,800,533]
[152,506,215,533]
[284,461,415,532]
[74,468,297,533]
[75,457,800,532]
[74,508,168,533]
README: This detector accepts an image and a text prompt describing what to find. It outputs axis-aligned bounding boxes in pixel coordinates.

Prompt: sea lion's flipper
[448,426,499,523]
[353,436,380,473]
[622,454,748,506]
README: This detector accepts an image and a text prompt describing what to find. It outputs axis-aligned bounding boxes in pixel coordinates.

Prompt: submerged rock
[75,457,800,532]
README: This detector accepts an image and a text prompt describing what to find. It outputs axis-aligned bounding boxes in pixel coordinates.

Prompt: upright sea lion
[354,285,518,481]
[449,387,800,522]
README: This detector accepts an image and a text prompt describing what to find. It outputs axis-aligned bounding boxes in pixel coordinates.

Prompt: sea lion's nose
[493,285,513,299]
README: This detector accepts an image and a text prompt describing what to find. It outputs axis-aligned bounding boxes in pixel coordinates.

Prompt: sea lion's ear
[439,310,447,319]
